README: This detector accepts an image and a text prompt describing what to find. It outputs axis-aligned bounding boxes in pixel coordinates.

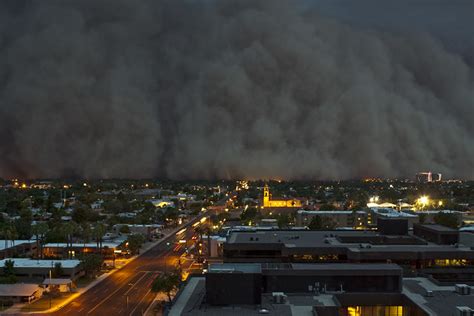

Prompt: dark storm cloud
[0,0,473,180]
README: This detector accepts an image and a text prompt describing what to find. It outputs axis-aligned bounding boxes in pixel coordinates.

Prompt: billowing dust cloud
[0,0,473,180]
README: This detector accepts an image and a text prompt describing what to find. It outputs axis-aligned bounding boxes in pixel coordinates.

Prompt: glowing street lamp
[417,196,430,210]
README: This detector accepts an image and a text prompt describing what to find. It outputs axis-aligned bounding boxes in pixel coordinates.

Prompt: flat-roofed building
[0,284,42,303]
[170,263,430,316]
[369,208,419,228]
[223,230,474,282]
[413,224,459,245]
[0,240,37,259]
[296,210,368,228]
[0,258,82,280]
[43,241,122,259]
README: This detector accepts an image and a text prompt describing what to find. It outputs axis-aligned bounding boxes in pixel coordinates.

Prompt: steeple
[263,184,270,207]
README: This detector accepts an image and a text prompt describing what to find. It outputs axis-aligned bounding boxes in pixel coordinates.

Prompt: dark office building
[413,224,459,245]
[206,263,262,305]
[261,263,402,293]
[377,218,408,235]
[223,230,474,282]
[176,263,432,316]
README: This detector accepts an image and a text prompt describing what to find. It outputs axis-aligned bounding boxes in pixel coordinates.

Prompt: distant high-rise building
[416,172,442,183]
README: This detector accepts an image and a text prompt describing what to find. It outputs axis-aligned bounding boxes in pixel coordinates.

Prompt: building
[413,224,459,245]
[416,210,463,226]
[0,284,43,304]
[460,226,474,247]
[112,224,163,238]
[369,208,419,228]
[262,185,302,209]
[258,218,279,228]
[0,259,82,280]
[416,172,442,183]
[0,240,37,259]
[43,241,122,259]
[42,278,75,293]
[169,263,439,316]
[223,230,474,283]
[296,210,368,228]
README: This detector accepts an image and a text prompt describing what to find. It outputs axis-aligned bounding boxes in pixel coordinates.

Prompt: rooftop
[403,278,474,315]
[208,263,261,274]
[44,241,122,248]
[225,230,474,258]
[0,240,34,251]
[42,278,73,285]
[415,224,458,233]
[297,210,366,215]
[0,284,41,297]
[0,258,81,268]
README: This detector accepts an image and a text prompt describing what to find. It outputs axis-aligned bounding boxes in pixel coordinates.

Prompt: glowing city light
[369,196,379,203]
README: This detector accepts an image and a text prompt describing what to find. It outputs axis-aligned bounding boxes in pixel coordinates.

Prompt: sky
[0,0,473,180]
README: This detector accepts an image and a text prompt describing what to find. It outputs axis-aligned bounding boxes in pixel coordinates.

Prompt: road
[52,220,199,316]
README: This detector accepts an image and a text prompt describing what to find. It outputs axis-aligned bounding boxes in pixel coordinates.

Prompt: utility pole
[49,268,52,308]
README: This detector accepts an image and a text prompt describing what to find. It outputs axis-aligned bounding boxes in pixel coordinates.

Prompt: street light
[417,196,430,210]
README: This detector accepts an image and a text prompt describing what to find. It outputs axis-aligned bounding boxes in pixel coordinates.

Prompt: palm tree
[31,223,49,259]
[81,224,92,255]
[10,228,18,247]
[93,224,106,256]
[61,222,77,259]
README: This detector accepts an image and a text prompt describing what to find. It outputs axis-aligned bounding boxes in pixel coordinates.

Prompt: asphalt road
[52,221,198,316]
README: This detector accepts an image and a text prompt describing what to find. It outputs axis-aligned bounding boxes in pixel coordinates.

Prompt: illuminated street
[52,220,199,316]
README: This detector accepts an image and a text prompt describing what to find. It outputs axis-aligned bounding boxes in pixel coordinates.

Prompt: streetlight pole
[49,269,52,309]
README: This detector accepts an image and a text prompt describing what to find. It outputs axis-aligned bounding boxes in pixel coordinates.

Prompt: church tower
[263,184,270,207]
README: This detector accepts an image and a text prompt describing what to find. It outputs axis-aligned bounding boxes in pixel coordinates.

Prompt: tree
[318,203,336,211]
[433,212,459,229]
[418,213,427,224]
[53,262,64,278]
[61,222,78,259]
[240,207,259,223]
[321,217,337,229]
[14,208,32,239]
[1,225,18,251]
[80,254,103,278]
[151,272,180,302]
[72,206,90,224]
[308,215,322,230]
[3,259,15,276]
[31,222,49,259]
[277,214,290,229]
[119,225,130,234]
[93,223,107,255]
[1,259,17,284]
[126,234,145,255]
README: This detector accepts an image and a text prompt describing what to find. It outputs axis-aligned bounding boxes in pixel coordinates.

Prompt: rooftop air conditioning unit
[456,306,473,316]
[272,292,287,304]
[455,284,471,295]
[425,290,434,297]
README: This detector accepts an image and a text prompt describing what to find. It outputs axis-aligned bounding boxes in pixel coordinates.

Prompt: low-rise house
[42,278,75,293]
[0,259,82,280]
[43,242,122,259]
[112,224,163,238]
[0,284,42,303]
[0,240,37,259]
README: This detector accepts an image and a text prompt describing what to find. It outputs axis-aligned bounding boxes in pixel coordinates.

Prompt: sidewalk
[4,217,201,315]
